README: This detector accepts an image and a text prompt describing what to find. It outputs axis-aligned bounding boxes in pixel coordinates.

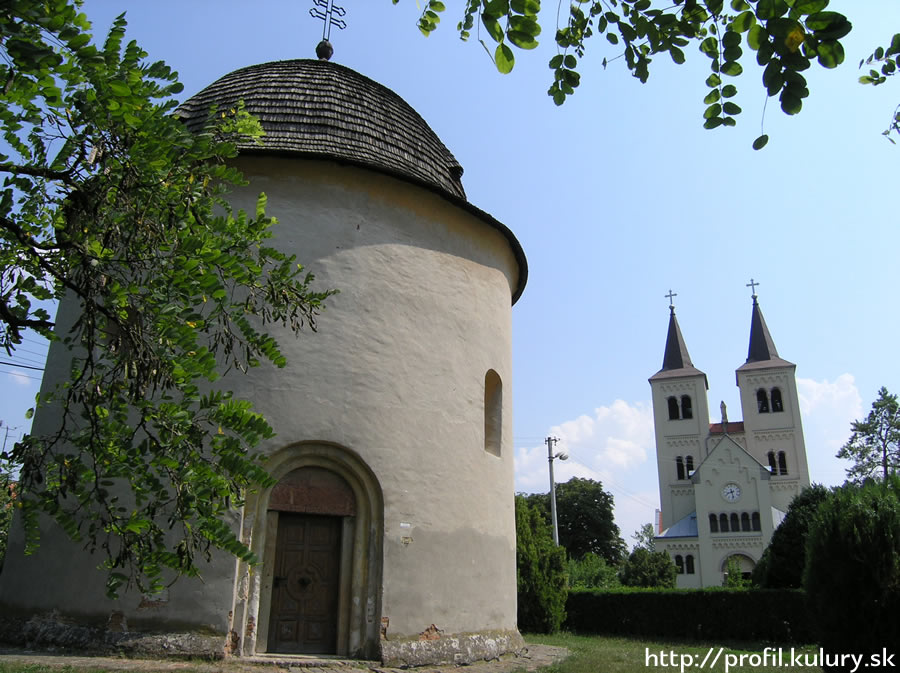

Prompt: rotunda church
[0,57,527,665]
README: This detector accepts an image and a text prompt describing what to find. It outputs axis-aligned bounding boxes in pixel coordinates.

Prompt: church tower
[652,287,811,588]
[649,297,710,532]
[734,290,810,511]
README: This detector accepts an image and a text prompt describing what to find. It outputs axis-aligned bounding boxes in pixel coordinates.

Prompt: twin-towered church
[650,291,810,587]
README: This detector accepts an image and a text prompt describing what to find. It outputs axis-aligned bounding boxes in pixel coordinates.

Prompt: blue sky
[2,1,898,543]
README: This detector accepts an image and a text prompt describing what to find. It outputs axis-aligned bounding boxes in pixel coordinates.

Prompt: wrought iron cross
[665,289,677,308]
[746,277,760,297]
[310,0,347,41]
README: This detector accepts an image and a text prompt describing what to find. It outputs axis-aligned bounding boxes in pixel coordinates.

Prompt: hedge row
[566,588,813,642]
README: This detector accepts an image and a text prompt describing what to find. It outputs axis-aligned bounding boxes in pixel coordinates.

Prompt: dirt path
[0,644,568,673]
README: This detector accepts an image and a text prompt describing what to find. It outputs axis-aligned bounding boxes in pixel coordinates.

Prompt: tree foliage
[804,478,900,663]
[515,494,567,633]
[567,551,621,589]
[753,483,828,588]
[837,387,900,483]
[632,522,656,552]
[525,477,627,563]
[0,1,333,596]
[858,33,900,142]
[403,0,852,146]
[619,547,676,588]
[0,455,13,573]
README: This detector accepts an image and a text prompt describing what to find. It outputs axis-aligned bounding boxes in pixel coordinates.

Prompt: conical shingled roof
[649,307,707,383]
[737,296,794,371]
[176,59,466,200]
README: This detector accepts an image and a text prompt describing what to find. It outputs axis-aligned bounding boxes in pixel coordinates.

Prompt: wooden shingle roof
[176,59,466,200]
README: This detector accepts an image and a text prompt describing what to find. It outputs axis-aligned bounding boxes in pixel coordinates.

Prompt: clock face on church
[722,483,742,502]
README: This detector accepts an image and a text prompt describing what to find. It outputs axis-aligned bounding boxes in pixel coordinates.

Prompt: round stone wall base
[379,629,526,667]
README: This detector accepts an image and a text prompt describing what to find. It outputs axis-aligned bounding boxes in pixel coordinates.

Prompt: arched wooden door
[267,467,356,654]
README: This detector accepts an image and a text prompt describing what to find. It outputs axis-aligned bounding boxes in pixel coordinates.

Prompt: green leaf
[108,80,131,97]
[549,54,564,68]
[495,43,515,73]
[706,73,722,87]
[722,84,738,97]
[805,11,851,40]
[481,14,504,43]
[816,40,844,68]
[747,24,767,50]
[780,89,803,114]
[670,47,686,64]
[757,0,788,20]
[752,134,770,150]
[704,89,721,104]
[508,31,539,49]
[792,0,828,12]
[700,37,719,57]
[732,11,756,32]
[721,61,743,76]
[723,101,742,114]
[704,103,723,119]
[564,55,577,68]
[511,0,541,15]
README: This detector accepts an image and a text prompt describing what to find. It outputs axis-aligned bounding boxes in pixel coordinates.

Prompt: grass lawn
[525,633,823,673]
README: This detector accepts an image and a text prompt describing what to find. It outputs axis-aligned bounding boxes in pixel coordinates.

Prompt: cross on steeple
[310,0,347,40]
[665,289,677,312]
[746,277,760,301]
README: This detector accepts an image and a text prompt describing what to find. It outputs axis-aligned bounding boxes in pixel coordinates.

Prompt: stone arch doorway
[236,443,383,659]
[721,553,756,583]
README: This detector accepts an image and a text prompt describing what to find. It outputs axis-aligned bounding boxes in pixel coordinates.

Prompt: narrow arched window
[767,451,777,474]
[752,511,761,531]
[741,512,751,532]
[668,396,680,420]
[719,513,729,532]
[730,513,740,531]
[757,389,769,413]
[685,455,694,476]
[709,513,719,532]
[675,555,684,574]
[778,451,788,475]
[676,456,685,481]
[686,555,695,574]
[771,387,784,412]
[681,395,693,419]
[484,370,502,456]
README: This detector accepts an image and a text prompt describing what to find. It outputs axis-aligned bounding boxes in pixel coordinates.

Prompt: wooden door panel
[268,513,341,654]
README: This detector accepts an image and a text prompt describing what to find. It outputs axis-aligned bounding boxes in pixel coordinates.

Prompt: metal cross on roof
[665,289,677,309]
[746,277,760,297]
[310,0,347,41]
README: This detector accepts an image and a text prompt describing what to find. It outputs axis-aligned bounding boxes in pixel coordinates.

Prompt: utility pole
[546,436,568,546]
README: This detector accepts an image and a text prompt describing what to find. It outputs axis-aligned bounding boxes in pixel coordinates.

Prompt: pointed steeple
[737,290,794,371]
[650,303,707,384]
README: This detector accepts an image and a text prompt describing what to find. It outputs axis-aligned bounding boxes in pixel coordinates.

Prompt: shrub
[804,477,900,665]
[566,587,813,642]
[567,552,620,589]
[619,548,676,588]
[754,484,829,588]
[515,495,567,633]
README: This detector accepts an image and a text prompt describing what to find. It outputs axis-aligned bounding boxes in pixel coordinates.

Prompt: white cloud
[514,399,659,544]
[6,370,32,386]
[797,374,863,486]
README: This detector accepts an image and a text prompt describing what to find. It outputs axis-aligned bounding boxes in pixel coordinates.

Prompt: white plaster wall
[0,157,523,642]
[223,158,521,638]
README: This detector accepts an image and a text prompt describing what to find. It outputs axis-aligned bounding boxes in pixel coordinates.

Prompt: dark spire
[662,305,694,371]
[746,294,780,363]
[650,299,707,385]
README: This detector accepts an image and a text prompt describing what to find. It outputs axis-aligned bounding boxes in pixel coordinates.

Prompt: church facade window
[484,370,502,456]
[778,451,788,475]
[675,555,684,574]
[685,555,695,574]
[668,396,679,420]
[719,513,729,532]
[767,451,778,473]
[741,512,751,531]
[752,512,761,531]
[676,456,685,481]
[681,395,693,419]
[757,389,769,413]
[771,387,784,412]
[709,513,719,532]
[685,455,694,476]
[730,513,740,531]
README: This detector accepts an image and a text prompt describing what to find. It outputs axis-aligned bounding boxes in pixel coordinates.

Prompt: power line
[0,368,42,381]
[0,360,44,371]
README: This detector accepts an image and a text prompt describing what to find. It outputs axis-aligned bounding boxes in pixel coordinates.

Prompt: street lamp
[546,436,569,546]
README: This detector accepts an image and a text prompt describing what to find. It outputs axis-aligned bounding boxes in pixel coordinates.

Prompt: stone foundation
[379,629,526,667]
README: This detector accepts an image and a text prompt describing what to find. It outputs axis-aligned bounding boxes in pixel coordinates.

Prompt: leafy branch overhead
[858,33,900,141]
[407,0,852,146]
[1,0,333,596]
